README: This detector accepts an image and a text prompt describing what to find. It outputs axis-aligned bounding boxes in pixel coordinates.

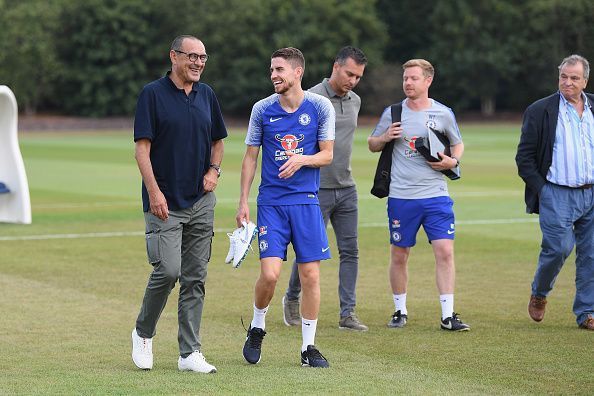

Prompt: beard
[275,79,294,94]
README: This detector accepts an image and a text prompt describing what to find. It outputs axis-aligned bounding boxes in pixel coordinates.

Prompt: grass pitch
[0,124,590,395]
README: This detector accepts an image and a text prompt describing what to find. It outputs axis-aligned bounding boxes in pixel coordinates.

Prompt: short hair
[335,46,368,66]
[402,59,434,78]
[271,47,305,70]
[558,54,590,80]
[170,35,200,51]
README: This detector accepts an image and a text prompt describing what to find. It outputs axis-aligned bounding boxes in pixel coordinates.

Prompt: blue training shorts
[257,204,331,263]
[387,196,455,247]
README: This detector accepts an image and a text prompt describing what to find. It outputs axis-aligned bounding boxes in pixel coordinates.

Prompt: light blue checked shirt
[547,92,594,187]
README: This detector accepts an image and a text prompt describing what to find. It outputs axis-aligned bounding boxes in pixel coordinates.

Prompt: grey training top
[370,98,462,199]
[309,78,361,188]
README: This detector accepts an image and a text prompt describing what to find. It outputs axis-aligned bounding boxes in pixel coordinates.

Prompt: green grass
[0,124,589,395]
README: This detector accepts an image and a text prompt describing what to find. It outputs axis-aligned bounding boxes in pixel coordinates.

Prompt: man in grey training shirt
[283,46,368,331]
[368,59,470,331]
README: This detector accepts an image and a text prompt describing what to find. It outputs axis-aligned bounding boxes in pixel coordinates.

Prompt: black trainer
[301,345,329,368]
[243,326,266,364]
[440,312,470,331]
[387,310,408,328]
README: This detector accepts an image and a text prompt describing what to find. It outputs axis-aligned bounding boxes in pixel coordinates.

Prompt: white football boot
[224,230,239,264]
[232,221,257,268]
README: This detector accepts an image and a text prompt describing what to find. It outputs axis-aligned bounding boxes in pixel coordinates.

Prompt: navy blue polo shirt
[134,72,228,212]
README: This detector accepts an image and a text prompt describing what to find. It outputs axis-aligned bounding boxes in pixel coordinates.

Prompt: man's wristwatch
[209,164,221,177]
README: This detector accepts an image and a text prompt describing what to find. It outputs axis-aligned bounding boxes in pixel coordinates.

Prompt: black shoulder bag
[370,102,402,198]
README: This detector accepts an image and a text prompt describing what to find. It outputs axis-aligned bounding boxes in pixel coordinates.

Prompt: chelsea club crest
[299,113,311,126]
[425,119,437,129]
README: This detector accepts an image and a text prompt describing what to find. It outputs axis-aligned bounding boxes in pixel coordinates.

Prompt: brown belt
[574,184,593,189]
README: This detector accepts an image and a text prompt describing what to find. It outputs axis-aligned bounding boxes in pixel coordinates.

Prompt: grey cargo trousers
[135,192,215,357]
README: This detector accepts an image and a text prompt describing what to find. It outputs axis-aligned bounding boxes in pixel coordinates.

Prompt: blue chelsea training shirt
[245,91,335,206]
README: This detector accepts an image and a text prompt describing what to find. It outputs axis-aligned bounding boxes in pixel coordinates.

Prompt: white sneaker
[178,351,217,373]
[232,221,257,268]
[131,328,153,370]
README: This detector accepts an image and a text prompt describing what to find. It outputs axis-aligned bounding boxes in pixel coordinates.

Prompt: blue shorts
[387,196,455,247]
[257,204,331,263]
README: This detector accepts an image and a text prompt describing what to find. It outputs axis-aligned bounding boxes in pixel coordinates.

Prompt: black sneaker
[440,312,470,331]
[387,310,407,328]
[300,345,329,368]
[243,326,266,364]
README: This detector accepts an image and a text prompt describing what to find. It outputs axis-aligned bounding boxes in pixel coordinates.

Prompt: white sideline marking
[359,218,539,228]
[33,190,522,209]
[187,191,524,203]
[458,218,539,225]
[0,218,538,242]
[35,202,138,209]
[0,229,225,241]
[0,231,145,241]
[359,190,523,199]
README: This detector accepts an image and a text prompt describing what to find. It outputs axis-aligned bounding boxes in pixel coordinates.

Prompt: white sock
[393,293,407,315]
[251,304,268,330]
[301,318,318,352]
[439,294,454,320]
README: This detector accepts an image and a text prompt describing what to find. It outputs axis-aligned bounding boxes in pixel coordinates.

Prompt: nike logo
[322,247,330,252]
[270,117,282,122]
[441,320,452,329]
[304,323,311,326]
[447,230,455,235]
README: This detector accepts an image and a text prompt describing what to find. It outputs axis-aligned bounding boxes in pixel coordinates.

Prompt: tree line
[0,0,592,117]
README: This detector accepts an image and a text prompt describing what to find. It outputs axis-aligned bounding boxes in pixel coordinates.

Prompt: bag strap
[382,101,403,161]
[390,102,402,123]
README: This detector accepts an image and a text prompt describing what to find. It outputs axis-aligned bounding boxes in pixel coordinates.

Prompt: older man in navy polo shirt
[131,35,227,373]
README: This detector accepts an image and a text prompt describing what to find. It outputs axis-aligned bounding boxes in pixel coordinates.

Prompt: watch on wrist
[209,164,221,177]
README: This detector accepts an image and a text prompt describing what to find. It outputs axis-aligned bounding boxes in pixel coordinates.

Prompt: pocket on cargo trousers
[145,229,161,266]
